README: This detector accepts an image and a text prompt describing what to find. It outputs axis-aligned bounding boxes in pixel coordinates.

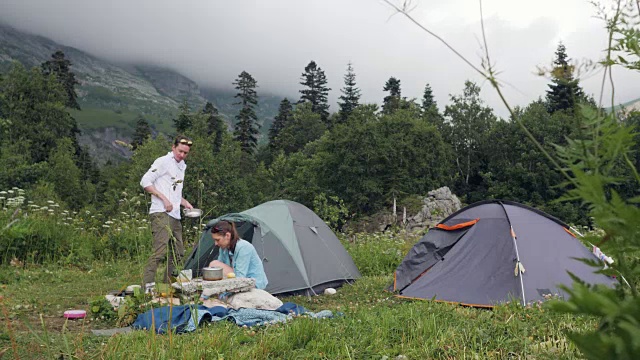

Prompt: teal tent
[183,200,361,296]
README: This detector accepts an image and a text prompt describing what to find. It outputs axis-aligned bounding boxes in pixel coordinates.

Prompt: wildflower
[47,200,54,204]
[105,221,114,225]
[102,225,110,228]
[0,197,5,200]
[7,190,13,194]
[0,191,6,195]
[48,209,54,213]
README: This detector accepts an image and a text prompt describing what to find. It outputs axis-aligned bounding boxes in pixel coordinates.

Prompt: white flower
[48,209,54,212]
[105,221,114,225]
[7,190,14,194]
[102,225,110,228]
[0,197,5,200]
[0,191,6,195]
[47,200,54,204]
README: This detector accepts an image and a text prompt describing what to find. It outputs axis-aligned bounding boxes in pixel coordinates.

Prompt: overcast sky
[1,0,638,117]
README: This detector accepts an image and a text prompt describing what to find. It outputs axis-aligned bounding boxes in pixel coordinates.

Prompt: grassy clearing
[0,193,597,359]
[70,106,172,134]
[0,233,597,359]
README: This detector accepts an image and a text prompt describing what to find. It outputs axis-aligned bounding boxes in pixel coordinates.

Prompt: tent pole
[498,202,527,306]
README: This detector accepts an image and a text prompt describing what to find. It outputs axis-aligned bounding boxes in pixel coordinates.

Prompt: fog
[1,0,638,117]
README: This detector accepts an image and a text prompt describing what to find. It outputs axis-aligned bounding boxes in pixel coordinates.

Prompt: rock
[406,187,461,232]
[226,289,283,310]
[324,288,337,295]
[199,277,256,297]
[105,294,125,309]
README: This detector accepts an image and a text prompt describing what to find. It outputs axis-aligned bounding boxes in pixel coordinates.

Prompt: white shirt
[140,151,187,219]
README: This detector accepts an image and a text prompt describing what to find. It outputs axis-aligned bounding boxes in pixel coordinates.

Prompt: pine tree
[132,115,151,151]
[269,98,293,152]
[421,83,438,113]
[233,71,259,154]
[41,50,81,110]
[299,61,331,124]
[173,99,192,133]
[421,83,446,131]
[382,77,402,115]
[337,62,361,124]
[546,43,585,114]
[203,101,225,152]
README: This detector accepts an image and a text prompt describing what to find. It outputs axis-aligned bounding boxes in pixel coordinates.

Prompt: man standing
[140,135,194,292]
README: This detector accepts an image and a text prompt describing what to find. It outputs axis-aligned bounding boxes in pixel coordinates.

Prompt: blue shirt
[218,239,268,290]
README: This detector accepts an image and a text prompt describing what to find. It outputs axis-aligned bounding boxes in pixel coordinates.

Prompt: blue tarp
[132,302,332,334]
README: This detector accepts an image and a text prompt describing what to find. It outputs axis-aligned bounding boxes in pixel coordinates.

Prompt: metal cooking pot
[202,267,223,281]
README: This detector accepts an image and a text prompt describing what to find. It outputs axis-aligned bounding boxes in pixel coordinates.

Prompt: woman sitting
[207,220,268,290]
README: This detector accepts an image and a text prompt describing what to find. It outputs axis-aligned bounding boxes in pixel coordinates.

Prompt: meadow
[0,188,599,359]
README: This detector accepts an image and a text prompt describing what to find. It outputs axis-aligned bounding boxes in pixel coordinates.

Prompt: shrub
[340,231,419,277]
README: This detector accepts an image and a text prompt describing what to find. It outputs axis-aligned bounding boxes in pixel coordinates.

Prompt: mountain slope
[0,23,281,164]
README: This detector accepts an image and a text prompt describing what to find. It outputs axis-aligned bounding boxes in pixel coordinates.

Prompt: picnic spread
[94,275,336,335]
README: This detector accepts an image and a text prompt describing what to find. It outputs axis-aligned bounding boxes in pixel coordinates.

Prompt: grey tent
[390,200,616,307]
[184,200,361,296]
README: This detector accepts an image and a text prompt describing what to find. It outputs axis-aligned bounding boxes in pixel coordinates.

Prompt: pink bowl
[63,310,86,319]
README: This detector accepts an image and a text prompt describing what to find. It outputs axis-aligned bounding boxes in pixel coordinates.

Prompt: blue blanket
[132,302,333,334]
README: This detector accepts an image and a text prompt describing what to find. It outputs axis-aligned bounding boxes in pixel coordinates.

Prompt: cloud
[0,0,637,117]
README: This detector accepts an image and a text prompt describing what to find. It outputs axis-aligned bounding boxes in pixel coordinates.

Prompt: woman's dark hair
[173,135,193,147]
[211,220,239,251]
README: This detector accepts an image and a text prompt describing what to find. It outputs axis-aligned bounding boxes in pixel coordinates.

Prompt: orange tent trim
[563,227,576,237]
[435,219,479,231]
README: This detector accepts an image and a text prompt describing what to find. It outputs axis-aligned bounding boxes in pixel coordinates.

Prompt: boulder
[406,187,461,231]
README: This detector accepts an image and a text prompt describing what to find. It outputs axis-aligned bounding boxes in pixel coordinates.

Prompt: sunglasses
[211,226,225,234]
[179,139,193,145]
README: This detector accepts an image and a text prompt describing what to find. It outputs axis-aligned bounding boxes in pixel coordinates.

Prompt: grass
[0,237,597,359]
[0,193,599,359]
